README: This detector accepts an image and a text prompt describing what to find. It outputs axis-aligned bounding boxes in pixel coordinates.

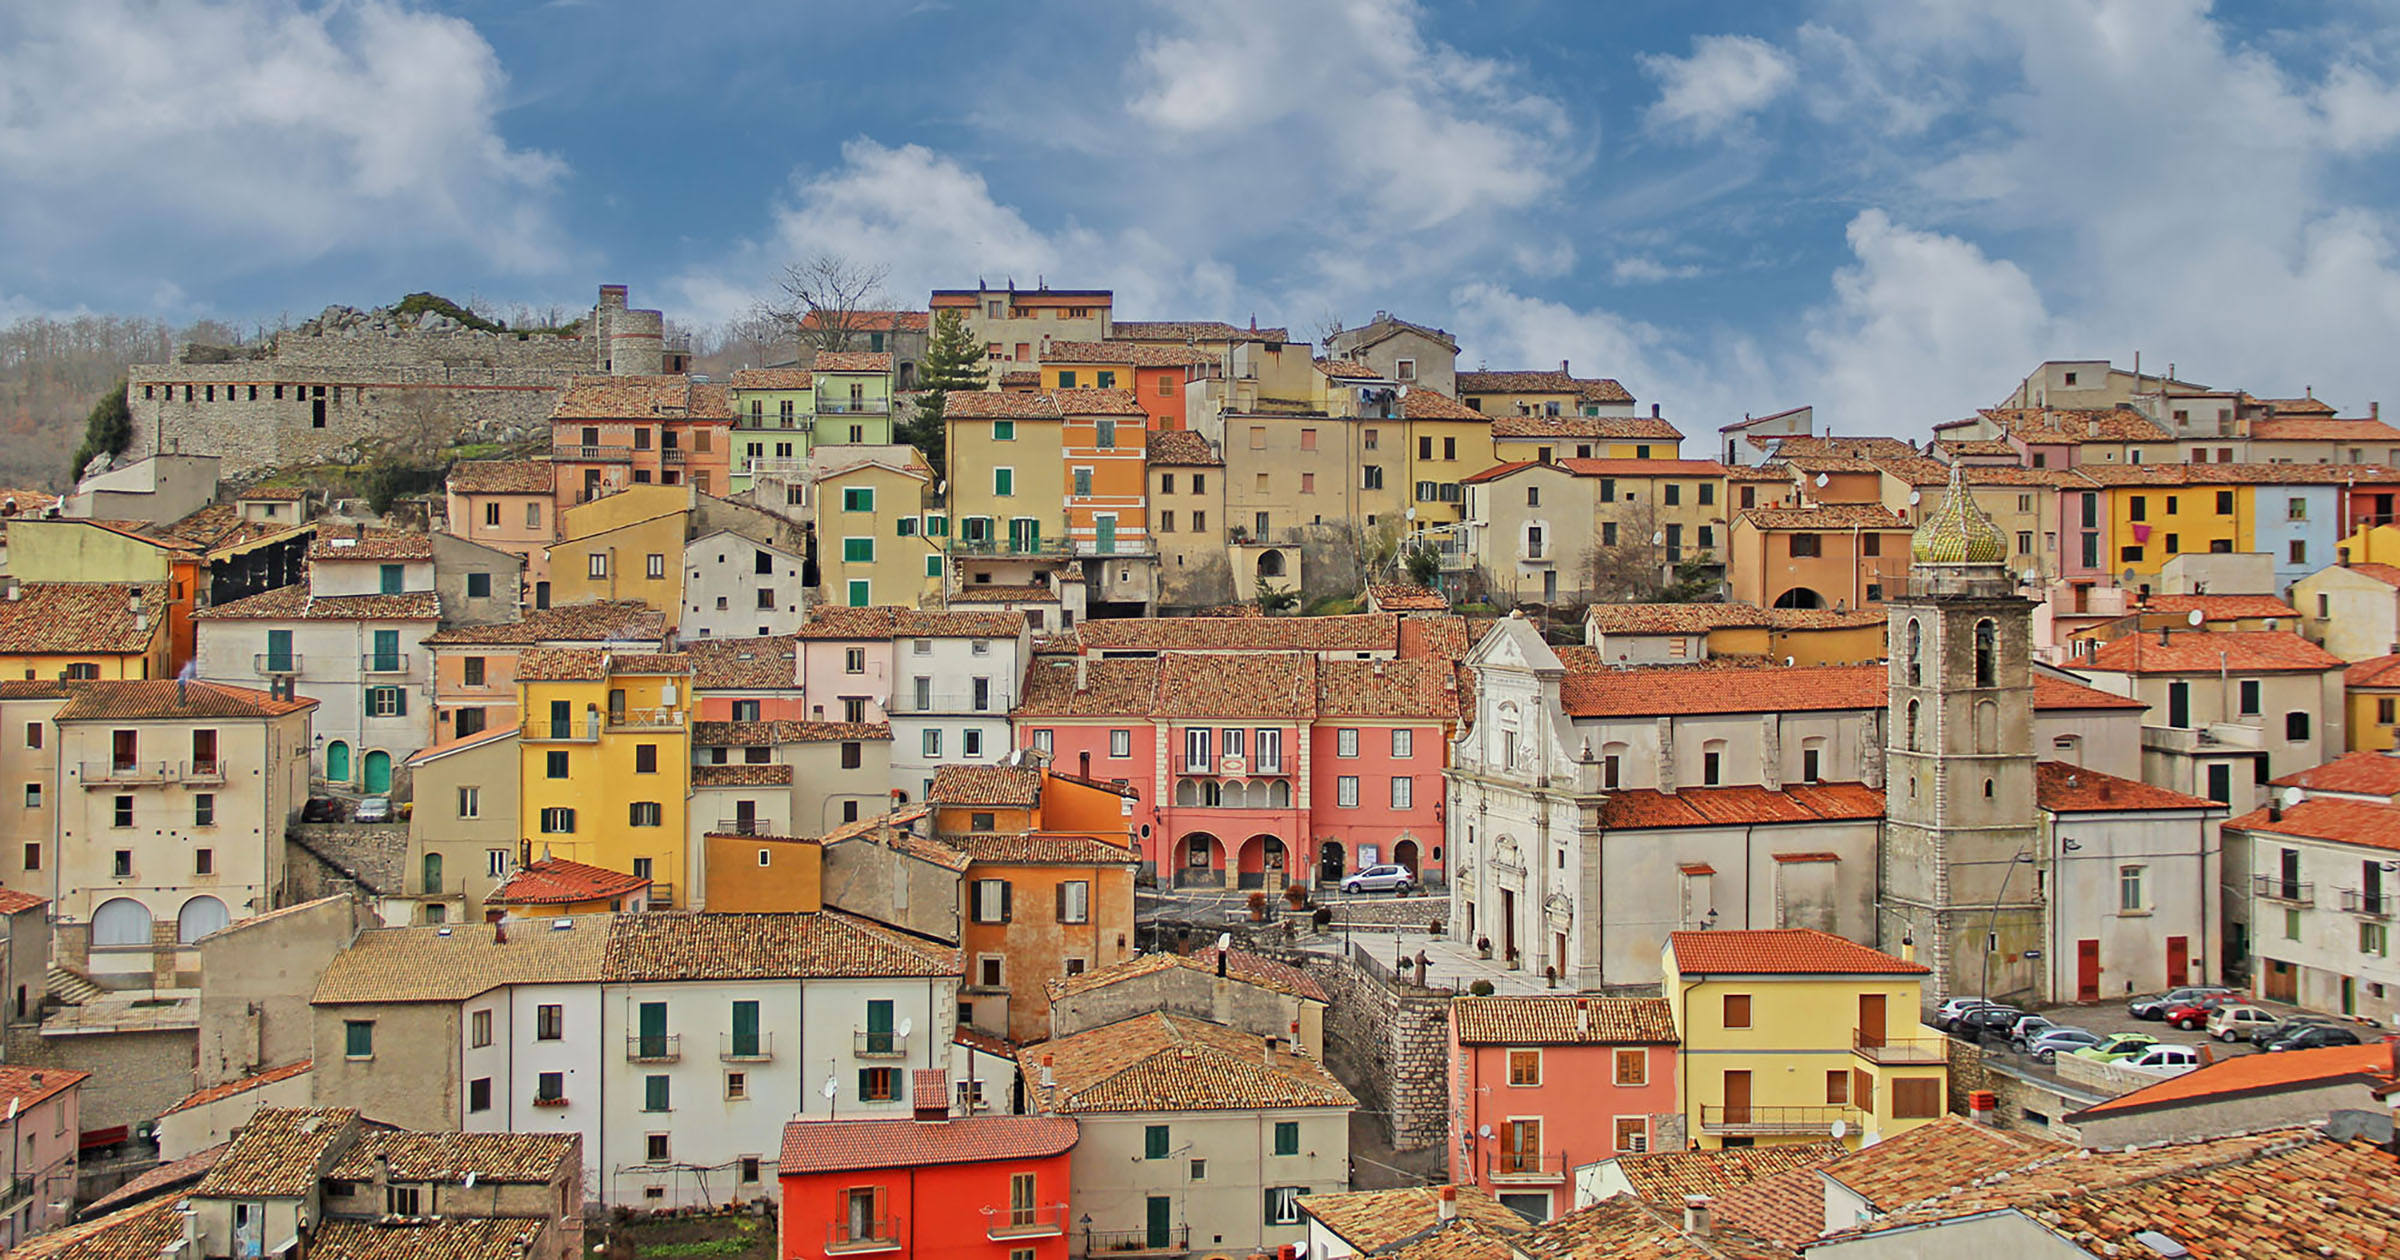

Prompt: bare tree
[760,254,892,355]
[1580,499,1669,604]
[1305,309,1346,355]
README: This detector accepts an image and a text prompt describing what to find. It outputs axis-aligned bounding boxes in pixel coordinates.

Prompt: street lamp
[1981,851,2036,1003]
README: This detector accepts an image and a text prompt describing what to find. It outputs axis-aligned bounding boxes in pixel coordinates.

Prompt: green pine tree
[68,382,134,480]
[901,308,984,478]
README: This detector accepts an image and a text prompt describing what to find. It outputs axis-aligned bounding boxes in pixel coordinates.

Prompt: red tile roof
[729,368,812,390]
[55,679,316,722]
[810,350,890,373]
[1452,995,1677,1044]
[2347,652,2400,686]
[777,1114,1077,1175]
[2035,761,2221,813]
[1459,459,1543,485]
[307,526,432,562]
[2225,796,2400,853]
[1052,387,1146,416]
[937,389,1064,419]
[446,460,554,495]
[1668,928,1927,976]
[0,889,44,915]
[163,1059,310,1116]
[1561,664,1886,718]
[1048,948,1330,1004]
[1021,1011,1354,1114]
[1557,458,1732,478]
[2250,417,2400,441]
[1737,504,1910,530]
[1072,612,1400,654]
[191,584,440,621]
[1315,358,1390,381]
[1369,583,1449,611]
[2071,1043,2395,1120]
[2142,594,2299,621]
[2272,750,2400,798]
[2030,673,2148,709]
[487,857,650,905]
[1490,414,1681,440]
[1981,406,2172,444]
[691,764,793,787]
[0,582,169,654]
[931,764,1044,807]
[1599,783,1885,830]
[2084,629,2345,674]
[0,1066,89,1116]
[795,605,1027,640]
[555,373,720,420]
[1398,388,1483,421]
[1146,429,1220,466]
[1113,320,1285,343]
[1818,1117,2068,1210]
[422,599,665,645]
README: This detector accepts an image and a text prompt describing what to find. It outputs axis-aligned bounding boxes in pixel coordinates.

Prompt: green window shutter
[995,468,1014,496]
[925,554,943,577]
[994,420,1015,441]
[844,538,875,563]
[1144,1125,1169,1159]
[846,580,870,608]
[1058,371,1076,388]
[645,1075,669,1111]
[732,1000,760,1056]
[1096,371,1115,389]
[380,564,402,594]
[345,1021,373,1057]
[1274,1121,1299,1155]
[844,487,874,512]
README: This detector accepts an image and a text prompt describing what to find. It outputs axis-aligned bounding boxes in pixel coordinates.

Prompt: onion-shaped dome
[1911,463,2008,565]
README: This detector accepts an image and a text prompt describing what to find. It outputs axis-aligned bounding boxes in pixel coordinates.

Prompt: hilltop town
[1,280,2398,1257]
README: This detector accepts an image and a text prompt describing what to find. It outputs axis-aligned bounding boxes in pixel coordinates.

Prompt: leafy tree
[1402,538,1442,587]
[1660,553,1721,603]
[1255,581,1300,615]
[67,382,133,479]
[903,308,983,477]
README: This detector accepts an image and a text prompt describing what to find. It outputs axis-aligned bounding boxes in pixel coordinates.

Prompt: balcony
[532,1094,569,1109]
[2254,874,2316,906]
[358,654,409,675]
[954,536,1071,558]
[1852,1028,1950,1065]
[1072,537,1156,559]
[853,1030,908,1059]
[986,1205,1066,1241]
[81,760,227,787]
[888,691,996,716]
[1084,1226,1189,1255]
[1699,1105,1861,1137]
[746,456,810,476]
[605,706,684,731]
[720,1031,774,1062]
[826,1219,902,1254]
[714,818,772,836]
[1488,1151,1566,1184]
[2340,888,2393,917]
[0,1175,31,1218]
[819,400,890,415]
[554,444,634,463]
[254,653,303,676]
[626,1034,681,1063]
[661,448,688,465]
[649,883,675,910]
[520,718,600,744]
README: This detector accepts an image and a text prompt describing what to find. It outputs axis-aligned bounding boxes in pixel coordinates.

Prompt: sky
[5,0,2400,437]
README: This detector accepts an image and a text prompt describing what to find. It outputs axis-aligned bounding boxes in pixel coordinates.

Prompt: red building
[780,1075,1078,1260]
[1012,649,1456,887]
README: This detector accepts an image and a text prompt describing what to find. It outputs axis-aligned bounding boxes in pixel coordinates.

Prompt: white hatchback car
[2119,1045,2204,1077]
[1341,864,1417,894]
[2206,1004,2281,1041]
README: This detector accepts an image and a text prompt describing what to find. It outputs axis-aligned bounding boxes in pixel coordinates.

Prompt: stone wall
[1282,946,1453,1152]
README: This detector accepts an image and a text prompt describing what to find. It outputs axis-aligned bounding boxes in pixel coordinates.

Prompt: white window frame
[1337,776,1360,808]
[1337,728,1359,758]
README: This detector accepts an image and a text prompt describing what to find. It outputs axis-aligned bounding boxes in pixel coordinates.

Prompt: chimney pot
[1039,1054,1055,1087]
[1438,1184,1457,1222]
[1684,1195,1713,1237]
[1560,359,1570,375]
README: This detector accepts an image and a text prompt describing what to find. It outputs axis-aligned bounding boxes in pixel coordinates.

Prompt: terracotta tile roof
[729,368,813,390]
[685,634,798,688]
[2084,629,2344,674]
[998,370,1041,388]
[81,1142,225,1217]
[1051,386,1146,415]
[1981,405,2172,444]
[303,1217,559,1259]
[423,599,664,645]
[1375,1222,1532,1260]
[1385,388,1476,422]
[1021,1011,1354,1114]
[163,1059,309,1116]
[1398,613,1473,662]
[1781,453,1885,474]
[487,857,650,906]
[192,584,439,621]
[945,832,1139,865]
[0,487,59,514]
[812,350,891,373]
[2036,761,2220,812]
[691,763,793,787]
[312,917,612,1004]
[947,584,1060,604]
[2259,395,2340,416]
[1822,1116,2070,1209]
[1458,370,1588,396]
[1588,603,1775,634]
[0,680,68,700]
[1459,459,1542,484]
[1598,783,1885,830]
[1605,1140,1848,1209]
[1370,583,1448,611]
[1704,1160,1843,1249]
[1667,927,1927,976]
[55,679,314,722]
[1725,463,1795,482]
[795,605,1027,639]
[2073,1043,2394,1121]
[197,1106,358,1196]
[1015,657,1160,716]
[2142,593,2300,621]
[2349,652,2400,687]
[232,483,308,502]
[325,1129,576,1183]
[1452,995,1677,1044]
[2272,750,2400,798]
[1315,658,1456,719]
[2030,673,2146,709]
[514,647,607,681]
[1156,651,1316,717]
[691,719,889,745]
[2342,563,2400,590]
[608,651,690,675]
[1048,948,1330,1005]
[1557,458,1732,478]
[2077,460,2385,485]
[0,889,44,915]
[603,911,959,980]
[1315,358,1391,381]
[1512,1195,1778,1260]
[1073,612,1399,654]
[446,459,554,495]
[1297,1185,1531,1251]
[798,309,926,333]
[2250,416,2400,441]
[1043,340,1215,367]
[555,373,718,420]
[1145,429,1220,466]
[8,1197,182,1260]
[1736,503,1910,530]
[307,526,433,563]
[2226,795,2400,853]
[944,390,1062,420]
[778,1114,1077,1175]
[1561,663,1885,718]
[1490,414,1682,440]
[0,1065,87,1123]
[1757,435,1920,461]
[930,764,1043,807]
[1933,437,2018,457]
[1112,320,1285,343]
[0,582,168,653]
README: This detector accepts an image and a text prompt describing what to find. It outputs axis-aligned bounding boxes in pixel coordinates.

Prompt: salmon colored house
[1040,342,1212,432]
[1728,503,1914,611]
[1448,995,1680,1223]
[1055,388,1153,562]
[779,1092,1077,1259]
[549,375,734,510]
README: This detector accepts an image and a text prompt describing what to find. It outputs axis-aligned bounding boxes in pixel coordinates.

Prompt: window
[994,467,1014,496]
[645,1132,670,1163]
[466,571,493,599]
[20,785,35,810]
[1723,994,1751,1029]
[1362,465,1384,490]
[366,686,406,717]
[2364,922,2390,956]
[644,1075,670,1112]
[635,743,658,773]
[1110,729,1132,758]
[2119,865,2146,912]
[586,552,608,579]
[462,656,486,687]
[111,849,132,877]
[1825,1070,1849,1105]
[973,879,1012,923]
[1337,728,1359,758]
[1273,1120,1300,1155]
[546,750,569,780]
[1144,1125,1171,1159]
[859,1067,902,1101]
[843,486,875,512]
[1057,881,1090,924]
[1892,1078,1943,1119]
[344,1020,375,1059]
[1614,1117,1648,1153]
[388,1184,421,1217]
[726,1072,749,1100]
[1337,776,1360,808]
[922,729,942,757]
[112,795,133,828]
[2287,908,2303,940]
[487,849,508,877]
[471,1009,492,1047]
[195,848,214,875]
[469,1077,492,1112]
[629,801,663,827]
[1390,776,1414,809]
[1789,533,1821,558]
[1184,727,1212,771]
[536,1071,564,1103]
[843,537,874,564]
[1508,1049,1541,1085]
[1390,728,1413,759]
[1614,1048,1647,1086]
[536,1004,564,1040]
[2287,711,2313,741]
[1265,1186,1304,1225]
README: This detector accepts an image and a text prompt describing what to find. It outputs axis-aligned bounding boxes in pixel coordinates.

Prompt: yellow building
[1664,928,1947,1151]
[547,484,695,622]
[2347,654,2400,752]
[1391,387,1493,530]
[945,391,1068,558]
[811,446,941,608]
[515,647,692,907]
[0,580,173,681]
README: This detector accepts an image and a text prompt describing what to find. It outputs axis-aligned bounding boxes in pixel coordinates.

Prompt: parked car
[2118,1045,2204,1077]
[2073,1032,2163,1063]
[2265,1023,2364,1052]
[2251,1016,2337,1047]
[1340,864,1415,895]
[1935,997,1996,1026]
[2205,1005,2282,1042]
[1958,1005,2028,1040]
[2007,1014,2059,1047]
[301,797,342,823]
[2129,986,2236,1020]
[1936,1001,2001,1033]
[2025,1028,2104,1062]
[352,796,392,824]
[2162,994,2241,1030]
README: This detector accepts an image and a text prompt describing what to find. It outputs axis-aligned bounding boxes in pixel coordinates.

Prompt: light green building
[727,368,818,495]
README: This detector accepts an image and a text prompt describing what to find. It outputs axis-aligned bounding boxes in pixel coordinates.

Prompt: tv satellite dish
[1477,1124,1494,1140]
[821,1077,839,1101]
[1908,490,1922,505]
[1815,473,1830,488]
[2282,786,2305,809]
[1830,1118,1849,1140]
[1216,932,1232,952]
[2187,609,2204,627]
[463,1173,477,1189]
[897,1017,915,1039]
[1651,532,1666,546]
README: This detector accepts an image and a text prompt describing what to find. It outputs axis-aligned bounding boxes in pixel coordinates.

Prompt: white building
[2224,786,2400,1025]
[884,612,1033,802]
[682,529,807,639]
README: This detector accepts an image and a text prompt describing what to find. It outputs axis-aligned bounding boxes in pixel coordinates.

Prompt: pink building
[444,460,559,604]
[792,611,898,725]
[1013,651,1455,886]
[1448,995,1678,1224]
[0,1066,87,1248]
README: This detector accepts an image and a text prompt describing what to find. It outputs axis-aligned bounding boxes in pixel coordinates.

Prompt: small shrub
[1468,979,1497,997]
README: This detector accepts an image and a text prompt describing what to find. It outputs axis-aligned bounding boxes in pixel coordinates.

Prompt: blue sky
[6,0,2400,436]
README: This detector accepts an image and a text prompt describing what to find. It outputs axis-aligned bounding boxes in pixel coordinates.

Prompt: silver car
[1341,864,1416,894]
[2024,1027,2103,1062]
[352,796,392,824]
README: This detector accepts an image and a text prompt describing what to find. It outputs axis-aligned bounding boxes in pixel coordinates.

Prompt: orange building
[700,833,825,912]
[420,600,666,749]
[1057,388,1153,562]
[1728,503,1914,610]
[549,375,734,510]
[1039,342,1213,431]
[932,763,1141,1043]
[779,1107,1077,1259]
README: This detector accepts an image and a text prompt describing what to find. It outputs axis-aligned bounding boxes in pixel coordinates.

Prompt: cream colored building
[930,285,1113,382]
[1147,430,1230,612]
[810,446,940,610]
[400,727,521,923]
[2073,629,2347,815]
[2292,560,2400,661]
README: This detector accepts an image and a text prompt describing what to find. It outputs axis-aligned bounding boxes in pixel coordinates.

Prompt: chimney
[1899,935,1916,963]
[1968,1090,1997,1125]
[1039,1054,1055,1088]
[1217,949,1229,977]
[2269,797,2283,822]
[1651,403,1661,419]
[1074,656,1089,693]
[2087,418,2101,438]
[2377,402,2383,422]
[1684,1195,1713,1236]
[1560,359,1571,375]
[494,918,508,944]
[2,578,15,601]
[1438,1184,1457,1223]
[913,1070,949,1123]
[1576,998,1590,1034]
[2160,626,2172,646]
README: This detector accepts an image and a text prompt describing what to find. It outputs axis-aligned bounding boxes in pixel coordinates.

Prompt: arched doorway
[1257,550,1285,579]
[177,895,229,944]
[1236,835,1286,890]
[1771,586,1826,610]
[1178,833,1222,889]
[1393,838,1420,878]
[1318,840,1346,885]
[324,740,351,784]
[363,750,393,794]
[91,897,152,948]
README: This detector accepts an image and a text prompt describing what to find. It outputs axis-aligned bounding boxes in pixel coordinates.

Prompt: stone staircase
[46,963,102,1006]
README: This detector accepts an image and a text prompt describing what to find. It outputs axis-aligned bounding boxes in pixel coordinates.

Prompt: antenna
[820,1076,839,1101]
[1477,1124,1494,1140]
[1216,932,1232,952]
[2282,786,2305,809]
[1830,1118,1849,1140]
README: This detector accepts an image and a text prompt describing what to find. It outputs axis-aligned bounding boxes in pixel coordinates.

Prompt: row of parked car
[1932,989,2363,1076]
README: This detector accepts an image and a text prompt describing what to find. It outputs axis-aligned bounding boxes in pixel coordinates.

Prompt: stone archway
[1236,834,1286,890]
[1772,586,1826,610]
[1178,832,1223,889]
[1393,837,1420,878]
[1318,840,1347,885]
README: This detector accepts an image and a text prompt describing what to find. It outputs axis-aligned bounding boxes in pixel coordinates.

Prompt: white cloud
[1640,35,1799,137]
[0,0,566,293]
[1610,255,1705,285]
